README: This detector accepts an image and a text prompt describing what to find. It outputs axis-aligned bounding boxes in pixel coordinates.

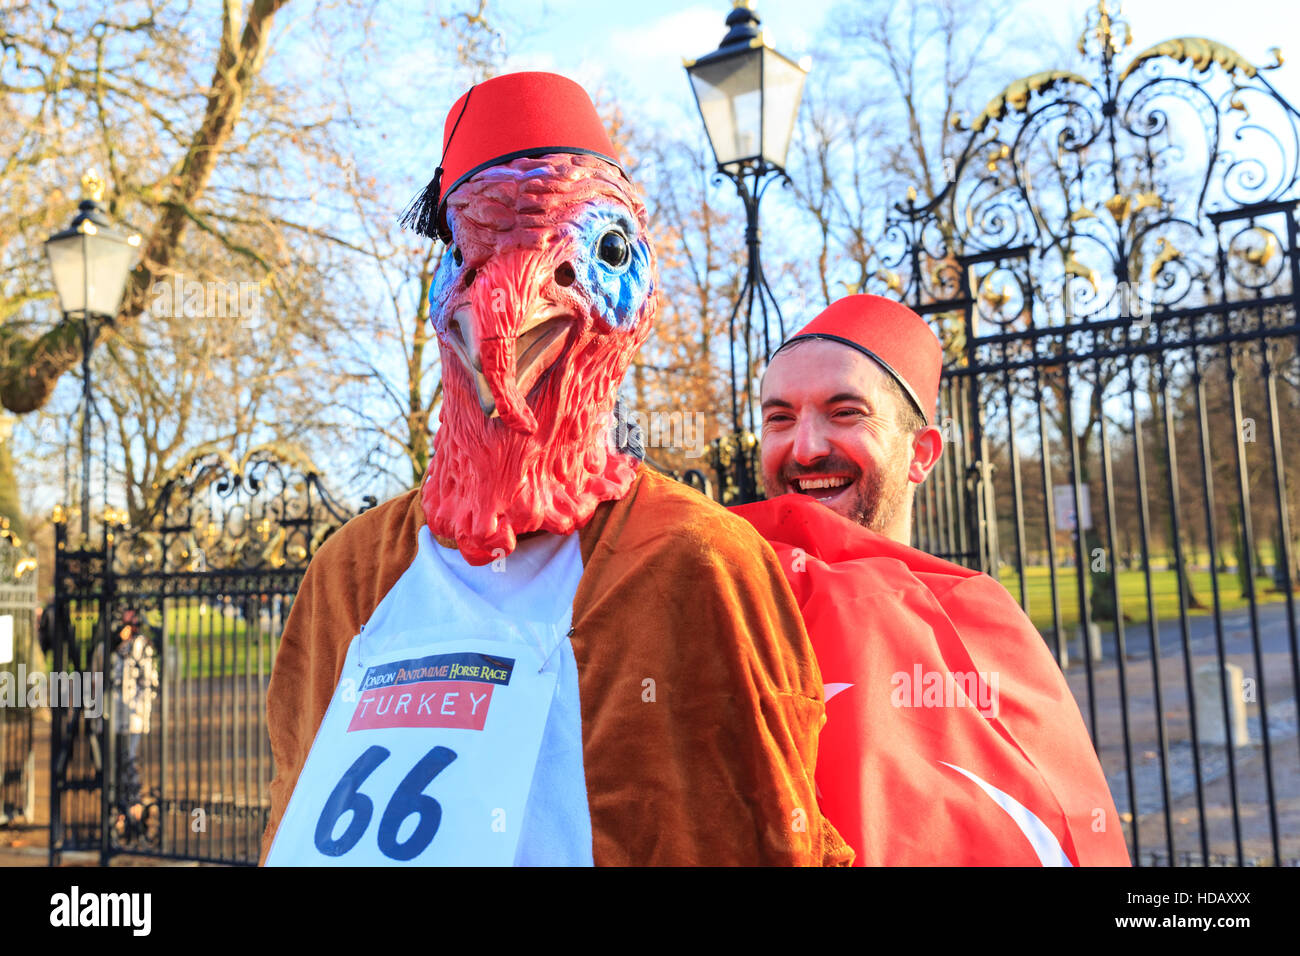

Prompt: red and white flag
[734,495,1131,867]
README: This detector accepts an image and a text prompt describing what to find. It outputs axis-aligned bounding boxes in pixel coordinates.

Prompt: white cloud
[607,5,723,71]
[606,5,728,105]
[502,49,560,73]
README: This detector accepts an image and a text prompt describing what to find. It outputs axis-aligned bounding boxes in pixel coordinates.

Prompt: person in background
[98,608,159,837]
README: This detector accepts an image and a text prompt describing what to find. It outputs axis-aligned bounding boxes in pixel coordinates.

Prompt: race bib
[266,632,558,866]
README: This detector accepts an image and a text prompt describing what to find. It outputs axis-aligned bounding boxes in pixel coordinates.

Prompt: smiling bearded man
[260,72,849,867]
[761,337,918,534]
[733,295,1130,867]
[756,295,943,536]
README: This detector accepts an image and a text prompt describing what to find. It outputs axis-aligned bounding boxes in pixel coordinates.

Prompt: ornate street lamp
[44,170,140,535]
[685,0,808,503]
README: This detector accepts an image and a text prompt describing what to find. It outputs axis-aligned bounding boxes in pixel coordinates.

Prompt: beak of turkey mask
[441,248,576,435]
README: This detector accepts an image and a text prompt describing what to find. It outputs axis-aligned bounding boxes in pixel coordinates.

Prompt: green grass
[163,619,278,680]
[63,603,282,679]
[60,565,1292,668]
[993,564,1290,635]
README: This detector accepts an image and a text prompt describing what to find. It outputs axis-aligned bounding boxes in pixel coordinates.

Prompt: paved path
[0,709,224,867]
[1059,601,1300,864]
[6,603,1298,867]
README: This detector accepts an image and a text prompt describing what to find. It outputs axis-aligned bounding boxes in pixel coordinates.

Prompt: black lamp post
[685,0,808,504]
[44,171,140,536]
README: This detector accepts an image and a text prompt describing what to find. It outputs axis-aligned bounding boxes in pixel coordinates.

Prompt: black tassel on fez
[397,166,444,241]
[398,86,474,243]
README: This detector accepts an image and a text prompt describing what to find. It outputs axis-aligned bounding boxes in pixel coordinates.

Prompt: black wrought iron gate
[50,450,356,865]
[887,7,1300,866]
[0,532,38,826]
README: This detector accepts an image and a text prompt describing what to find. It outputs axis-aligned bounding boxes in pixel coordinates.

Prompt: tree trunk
[0,0,293,415]
[0,436,27,541]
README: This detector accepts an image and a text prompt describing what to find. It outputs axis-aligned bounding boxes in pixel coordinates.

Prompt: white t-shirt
[343,525,593,866]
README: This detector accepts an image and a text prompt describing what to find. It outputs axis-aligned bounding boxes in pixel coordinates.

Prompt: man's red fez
[774,295,943,425]
[399,71,624,242]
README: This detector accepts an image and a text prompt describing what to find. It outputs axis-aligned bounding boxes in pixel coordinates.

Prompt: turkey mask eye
[451,245,463,267]
[596,228,630,269]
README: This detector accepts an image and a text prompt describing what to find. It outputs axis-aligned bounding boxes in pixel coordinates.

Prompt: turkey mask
[404,73,658,566]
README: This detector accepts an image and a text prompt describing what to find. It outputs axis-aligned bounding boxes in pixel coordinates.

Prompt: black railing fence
[50,450,356,865]
[0,535,38,827]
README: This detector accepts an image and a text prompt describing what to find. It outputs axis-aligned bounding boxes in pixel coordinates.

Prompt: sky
[346,0,1300,221]
[494,0,1300,120]
[501,0,834,123]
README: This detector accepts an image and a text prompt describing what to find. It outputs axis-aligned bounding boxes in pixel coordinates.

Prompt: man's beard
[422,339,640,567]
[778,439,912,534]
[842,454,910,533]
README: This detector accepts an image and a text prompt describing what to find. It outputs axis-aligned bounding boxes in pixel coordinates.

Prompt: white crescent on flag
[824,682,854,702]
[940,761,1073,867]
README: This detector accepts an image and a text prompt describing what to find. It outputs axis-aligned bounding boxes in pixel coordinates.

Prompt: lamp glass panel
[45,232,135,317]
[689,49,762,167]
[45,233,89,313]
[84,236,135,316]
[760,48,807,168]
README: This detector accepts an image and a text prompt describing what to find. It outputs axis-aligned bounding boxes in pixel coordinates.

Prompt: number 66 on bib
[265,636,557,866]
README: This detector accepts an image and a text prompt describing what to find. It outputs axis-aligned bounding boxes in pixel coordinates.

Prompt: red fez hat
[399,71,624,242]
[774,295,942,425]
